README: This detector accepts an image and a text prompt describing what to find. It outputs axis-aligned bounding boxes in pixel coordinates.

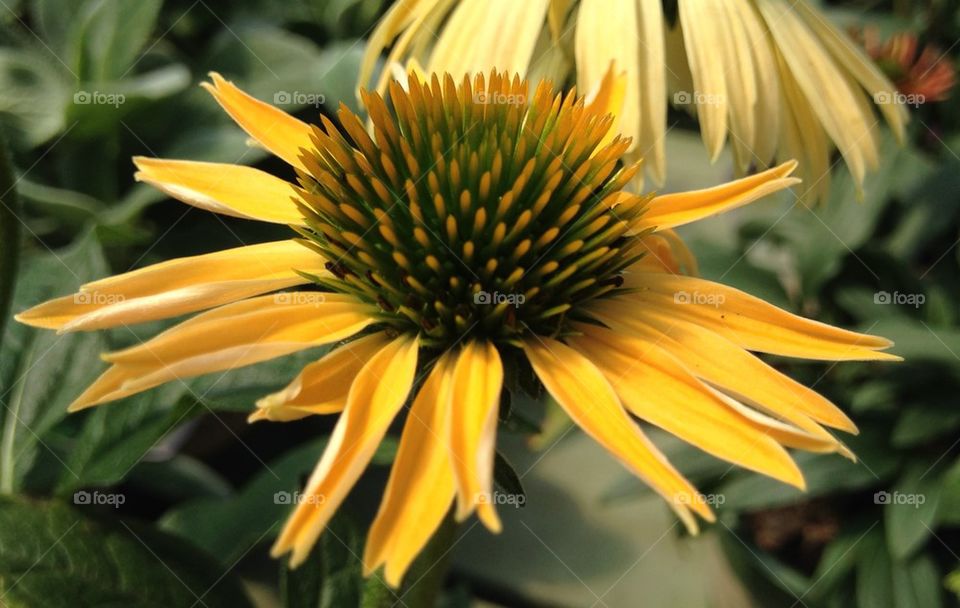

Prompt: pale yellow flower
[362,0,908,202]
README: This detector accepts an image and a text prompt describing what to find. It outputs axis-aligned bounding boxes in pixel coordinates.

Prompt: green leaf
[159,440,327,562]
[493,452,525,505]
[893,555,943,608]
[865,318,960,365]
[0,137,19,344]
[884,464,942,560]
[0,48,70,148]
[0,495,253,607]
[856,531,894,608]
[282,511,367,608]
[0,233,107,493]
[127,455,233,503]
[77,0,163,81]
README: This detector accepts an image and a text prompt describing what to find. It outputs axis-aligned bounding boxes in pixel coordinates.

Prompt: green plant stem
[0,136,19,345]
[361,509,459,608]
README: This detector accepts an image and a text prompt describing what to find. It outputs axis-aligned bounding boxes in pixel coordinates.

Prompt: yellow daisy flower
[362,0,909,202]
[16,68,897,587]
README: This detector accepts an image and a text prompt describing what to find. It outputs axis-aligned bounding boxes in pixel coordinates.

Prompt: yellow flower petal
[589,312,857,434]
[133,157,304,224]
[15,240,321,332]
[635,0,667,184]
[792,0,907,144]
[201,72,315,172]
[273,334,420,567]
[569,326,806,489]
[70,294,375,410]
[523,336,711,531]
[447,341,503,532]
[607,274,899,361]
[638,161,799,231]
[250,333,392,422]
[363,353,457,587]
[427,0,550,78]
[677,0,728,160]
[360,0,438,97]
[576,0,639,154]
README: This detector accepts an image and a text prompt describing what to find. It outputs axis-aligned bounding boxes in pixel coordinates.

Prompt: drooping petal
[201,72,315,172]
[635,0,666,184]
[590,312,857,433]
[70,294,376,410]
[605,274,899,361]
[576,0,640,155]
[637,161,799,231]
[133,157,304,224]
[16,240,322,332]
[250,333,393,422]
[792,0,907,143]
[523,336,711,531]
[569,325,806,488]
[363,353,457,587]
[272,334,420,567]
[427,0,550,78]
[677,0,728,160]
[447,341,503,532]
[359,0,438,95]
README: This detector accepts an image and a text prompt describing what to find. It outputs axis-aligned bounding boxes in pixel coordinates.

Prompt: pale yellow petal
[569,326,806,488]
[201,72,315,172]
[250,333,393,422]
[523,336,711,531]
[70,294,375,410]
[576,0,640,153]
[133,157,304,224]
[792,0,907,143]
[16,240,322,332]
[273,335,420,567]
[636,0,667,184]
[638,161,799,231]
[427,0,550,78]
[677,0,728,160]
[363,353,457,587]
[599,275,899,361]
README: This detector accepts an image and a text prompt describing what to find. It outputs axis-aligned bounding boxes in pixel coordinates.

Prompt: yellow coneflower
[362,0,909,202]
[16,68,897,587]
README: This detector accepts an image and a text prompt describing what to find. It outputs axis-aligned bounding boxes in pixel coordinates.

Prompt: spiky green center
[294,71,649,347]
